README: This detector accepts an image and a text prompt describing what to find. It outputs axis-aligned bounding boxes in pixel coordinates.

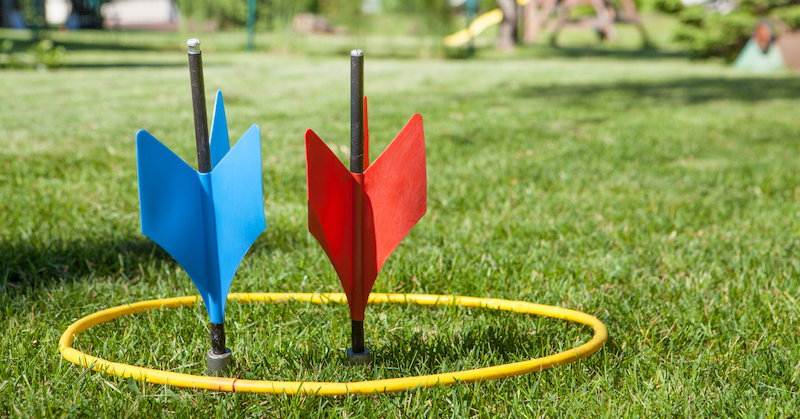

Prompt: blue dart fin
[136,95,265,324]
[208,124,265,319]
[209,90,230,170]
[136,130,209,288]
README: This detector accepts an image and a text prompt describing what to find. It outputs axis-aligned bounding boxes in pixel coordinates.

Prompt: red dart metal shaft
[349,49,366,356]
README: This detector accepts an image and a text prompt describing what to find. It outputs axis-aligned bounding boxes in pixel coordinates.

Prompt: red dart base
[346,346,372,366]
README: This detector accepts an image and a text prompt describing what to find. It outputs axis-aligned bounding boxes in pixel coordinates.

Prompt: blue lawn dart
[136,93,264,324]
[136,39,265,376]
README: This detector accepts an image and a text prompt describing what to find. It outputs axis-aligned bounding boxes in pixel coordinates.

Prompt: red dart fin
[306,129,355,302]
[305,113,426,321]
[364,113,426,276]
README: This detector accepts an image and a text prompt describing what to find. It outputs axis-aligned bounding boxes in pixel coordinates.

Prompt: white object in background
[45,0,72,25]
[100,0,180,29]
[680,0,738,14]
[362,0,382,14]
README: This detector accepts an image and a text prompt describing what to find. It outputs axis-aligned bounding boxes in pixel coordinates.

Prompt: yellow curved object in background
[59,292,607,395]
[445,9,504,47]
[445,0,532,47]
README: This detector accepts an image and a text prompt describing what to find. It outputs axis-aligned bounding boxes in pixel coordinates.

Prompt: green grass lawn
[1,25,800,417]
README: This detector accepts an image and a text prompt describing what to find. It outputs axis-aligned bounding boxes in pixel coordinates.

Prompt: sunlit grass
[1,26,799,417]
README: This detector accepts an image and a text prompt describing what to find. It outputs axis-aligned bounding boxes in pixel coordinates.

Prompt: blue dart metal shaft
[188,38,211,174]
[188,38,225,356]
[210,323,226,355]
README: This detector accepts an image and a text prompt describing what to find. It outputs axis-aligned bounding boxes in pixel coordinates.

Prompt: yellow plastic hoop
[59,293,607,395]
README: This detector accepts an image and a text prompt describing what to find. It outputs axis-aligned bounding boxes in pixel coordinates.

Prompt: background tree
[656,0,800,60]
[496,0,519,50]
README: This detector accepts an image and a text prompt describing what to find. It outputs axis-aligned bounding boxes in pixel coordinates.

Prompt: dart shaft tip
[188,38,201,54]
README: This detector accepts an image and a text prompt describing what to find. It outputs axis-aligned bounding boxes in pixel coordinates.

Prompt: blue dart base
[207,348,233,376]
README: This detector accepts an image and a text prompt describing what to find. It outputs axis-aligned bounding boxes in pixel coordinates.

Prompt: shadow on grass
[0,231,293,291]
[466,44,688,62]
[514,76,800,105]
[538,45,688,61]
[1,33,187,69]
[53,39,174,53]
[66,62,185,69]
[265,322,594,381]
[373,323,596,372]
[0,238,169,285]
[0,36,172,52]
[268,320,598,381]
